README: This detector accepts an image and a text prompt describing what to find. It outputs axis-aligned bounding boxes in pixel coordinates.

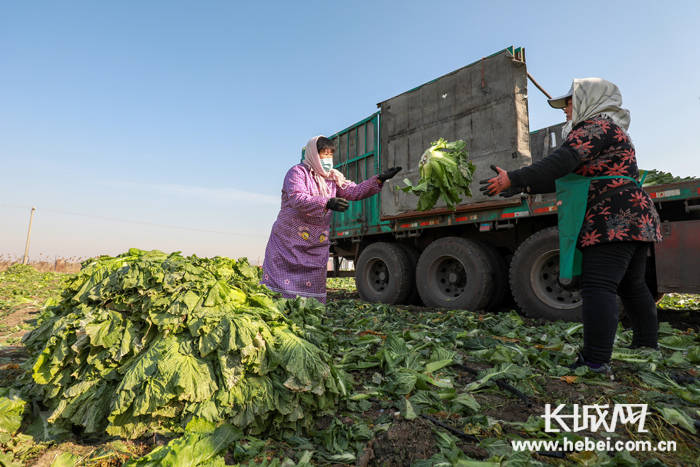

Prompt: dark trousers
[581,241,658,364]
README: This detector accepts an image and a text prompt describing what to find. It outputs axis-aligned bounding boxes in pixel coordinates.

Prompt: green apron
[555,172,646,284]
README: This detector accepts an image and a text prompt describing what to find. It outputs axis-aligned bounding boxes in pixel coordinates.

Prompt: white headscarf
[562,78,631,139]
[301,135,350,198]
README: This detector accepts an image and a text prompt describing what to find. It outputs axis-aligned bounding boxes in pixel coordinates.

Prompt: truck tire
[480,243,509,311]
[416,237,494,310]
[509,227,583,321]
[397,243,422,305]
[356,242,413,304]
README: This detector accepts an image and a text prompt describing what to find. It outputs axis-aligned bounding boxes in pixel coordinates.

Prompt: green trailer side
[327,112,389,237]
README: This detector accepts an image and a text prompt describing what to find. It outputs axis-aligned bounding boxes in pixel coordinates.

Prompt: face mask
[320,158,334,172]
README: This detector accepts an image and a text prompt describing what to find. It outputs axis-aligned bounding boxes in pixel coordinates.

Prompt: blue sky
[2,1,699,262]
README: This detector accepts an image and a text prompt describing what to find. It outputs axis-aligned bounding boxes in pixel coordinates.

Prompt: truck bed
[332,179,700,240]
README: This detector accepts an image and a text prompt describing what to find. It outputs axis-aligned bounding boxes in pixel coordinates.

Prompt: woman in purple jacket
[261,136,400,303]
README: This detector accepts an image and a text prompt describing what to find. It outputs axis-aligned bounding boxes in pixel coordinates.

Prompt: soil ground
[1,271,698,466]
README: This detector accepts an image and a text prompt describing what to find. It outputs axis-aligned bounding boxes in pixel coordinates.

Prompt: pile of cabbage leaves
[640,169,697,186]
[21,249,346,439]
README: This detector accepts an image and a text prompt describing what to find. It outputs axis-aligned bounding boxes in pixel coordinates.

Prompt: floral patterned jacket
[508,115,662,248]
[568,116,661,247]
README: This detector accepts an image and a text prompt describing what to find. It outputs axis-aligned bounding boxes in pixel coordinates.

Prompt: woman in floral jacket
[482,78,661,373]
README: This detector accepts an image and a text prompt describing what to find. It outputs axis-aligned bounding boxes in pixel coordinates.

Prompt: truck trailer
[324,46,700,321]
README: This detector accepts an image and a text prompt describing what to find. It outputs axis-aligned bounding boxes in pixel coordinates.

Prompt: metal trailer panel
[378,48,533,217]
[654,220,700,294]
[530,122,566,162]
[328,113,388,236]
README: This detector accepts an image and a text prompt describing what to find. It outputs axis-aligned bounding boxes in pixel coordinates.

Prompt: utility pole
[22,207,36,265]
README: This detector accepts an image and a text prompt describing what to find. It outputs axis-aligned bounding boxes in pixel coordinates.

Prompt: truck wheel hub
[368,259,390,292]
[531,250,581,310]
[433,258,467,297]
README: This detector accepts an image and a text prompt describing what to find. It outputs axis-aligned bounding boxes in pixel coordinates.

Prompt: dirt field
[1,272,698,466]
[0,258,82,273]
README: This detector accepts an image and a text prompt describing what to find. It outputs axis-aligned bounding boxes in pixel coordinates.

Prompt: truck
[325,46,700,321]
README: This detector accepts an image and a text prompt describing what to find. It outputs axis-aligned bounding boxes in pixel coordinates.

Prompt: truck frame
[325,47,700,321]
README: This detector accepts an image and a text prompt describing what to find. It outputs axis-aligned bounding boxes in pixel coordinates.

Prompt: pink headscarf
[302,135,350,198]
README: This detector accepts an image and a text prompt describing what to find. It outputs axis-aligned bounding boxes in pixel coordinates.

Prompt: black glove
[498,186,524,198]
[326,197,349,212]
[378,166,402,182]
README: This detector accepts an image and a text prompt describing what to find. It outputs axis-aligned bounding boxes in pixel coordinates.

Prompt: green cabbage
[0,388,26,434]
[398,138,475,211]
